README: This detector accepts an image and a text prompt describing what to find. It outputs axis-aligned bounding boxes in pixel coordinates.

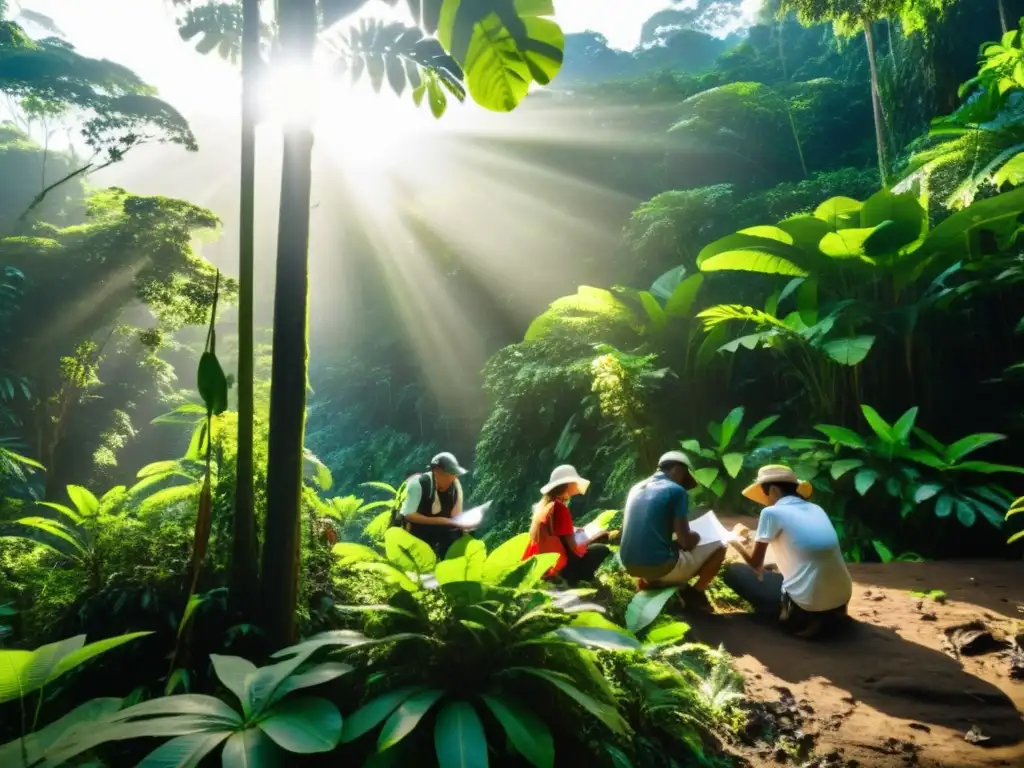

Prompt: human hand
[732,523,751,541]
[682,531,701,551]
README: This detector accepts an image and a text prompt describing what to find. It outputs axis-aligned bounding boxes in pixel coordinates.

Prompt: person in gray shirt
[619,451,726,611]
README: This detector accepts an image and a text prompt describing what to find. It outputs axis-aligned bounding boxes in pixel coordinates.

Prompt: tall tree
[779,0,956,185]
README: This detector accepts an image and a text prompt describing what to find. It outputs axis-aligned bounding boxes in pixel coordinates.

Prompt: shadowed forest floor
[690,516,1024,767]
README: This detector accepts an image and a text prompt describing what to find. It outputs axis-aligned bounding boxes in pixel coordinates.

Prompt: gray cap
[430,452,468,476]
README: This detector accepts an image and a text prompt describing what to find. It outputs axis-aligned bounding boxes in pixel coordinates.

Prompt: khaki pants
[630,542,725,586]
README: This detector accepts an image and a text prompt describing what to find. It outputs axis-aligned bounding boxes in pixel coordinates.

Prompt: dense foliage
[3,1,1024,766]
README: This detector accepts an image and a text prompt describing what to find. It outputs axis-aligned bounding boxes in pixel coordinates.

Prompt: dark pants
[722,563,849,638]
[560,544,611,586]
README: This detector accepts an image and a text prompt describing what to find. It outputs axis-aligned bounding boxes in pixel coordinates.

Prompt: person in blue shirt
[619,451,727,611]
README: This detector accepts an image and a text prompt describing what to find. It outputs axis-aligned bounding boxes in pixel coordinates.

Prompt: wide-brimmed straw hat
[742,465,813,506]
[541,464,591,495]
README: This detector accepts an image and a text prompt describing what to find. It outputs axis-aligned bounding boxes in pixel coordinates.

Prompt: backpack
[390,474,431,530]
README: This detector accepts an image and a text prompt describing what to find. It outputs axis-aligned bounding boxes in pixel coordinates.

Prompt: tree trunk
[260,0,317,649]
[863,19,889,186]
[230,0,261,620]
[776,20,787,80]
[998,0,1008,34]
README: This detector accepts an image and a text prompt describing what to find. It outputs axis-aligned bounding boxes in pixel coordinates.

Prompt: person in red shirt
[522,465,610,585]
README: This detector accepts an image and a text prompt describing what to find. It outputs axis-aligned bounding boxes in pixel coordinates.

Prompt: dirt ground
[691,515,1024,768]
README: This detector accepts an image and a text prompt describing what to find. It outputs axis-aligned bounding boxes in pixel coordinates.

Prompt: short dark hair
[762,481,799,497]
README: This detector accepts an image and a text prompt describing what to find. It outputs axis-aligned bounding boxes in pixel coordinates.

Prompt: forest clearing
[2,0,1024,766]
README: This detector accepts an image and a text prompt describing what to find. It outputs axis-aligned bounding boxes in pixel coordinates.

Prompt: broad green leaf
[721,452,744,479]
[438,0,563,113]
[625,587,676,634]
[695,232,806,274]
[480,694,554,768]
[830,459,864,479]
[34,501,81,524]
[501,552,559,591]
[384,527,438,574]
[209,655,257,713]
[65,485,99,518]
[342,686,428,744]
[813,196,862,229]
[110,694,242,726]
[434,700,487,768]
[482,532,531,583]
[913,427,947,455]
[699,249,806,276]
[813,425,866,448]
[854,469,879,496]
[954,498,977,528]
[859,188,927,254]
[913,483,942,503]
[871,540,894,563]
[644,620,690,645]
[136,732,230,768]
[796,277,818,326]
[650,265,687,301]
[271,661,353,702]
[891,407,919,443]
[746,415,780,442]
[554,625,640,651]
[377,688,445,751]
[718,407,744,451]
[952,460,1024,475]
[509,667,627,735]
[638,291,666,330]
[860,405,894,443]
[777,214,831,251]
[45,632,151,697]
[663,274,704,318]
[822,336,875,366]
[221,727,278,768]
[445,536,487,569]
[258,696,341,754]
[5,517,87,557]
[0,697,122,766]
[692,467,720,489]
[935,494,955,518]
[945,433,1006,463]
[819,228,876,259]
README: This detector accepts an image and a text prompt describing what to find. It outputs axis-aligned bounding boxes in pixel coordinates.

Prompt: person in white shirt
[725,465,853,639]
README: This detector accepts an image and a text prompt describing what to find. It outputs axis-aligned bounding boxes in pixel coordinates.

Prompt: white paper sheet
[451,501,491,530]
[688,510,740,546]
[573,520,610,548]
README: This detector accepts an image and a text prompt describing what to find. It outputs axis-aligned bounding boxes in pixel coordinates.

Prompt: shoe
[680,586,714,614]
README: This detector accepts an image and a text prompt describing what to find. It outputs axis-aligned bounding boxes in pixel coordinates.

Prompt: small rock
[773,746,789,762]
[965,725,990,744]
[871,594,885,601]
[908,723,931,733]
[919,612,937,621]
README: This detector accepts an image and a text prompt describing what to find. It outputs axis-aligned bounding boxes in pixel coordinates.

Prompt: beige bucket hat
[541,464,591,495]
[742,464,813,506]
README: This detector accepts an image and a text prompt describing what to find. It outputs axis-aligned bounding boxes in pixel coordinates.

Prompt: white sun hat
[540,464,591,495]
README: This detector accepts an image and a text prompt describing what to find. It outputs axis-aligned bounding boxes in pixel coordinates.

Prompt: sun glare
[257,60,444,171]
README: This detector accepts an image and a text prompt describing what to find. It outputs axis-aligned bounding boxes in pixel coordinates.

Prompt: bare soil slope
[693,516,1024,767]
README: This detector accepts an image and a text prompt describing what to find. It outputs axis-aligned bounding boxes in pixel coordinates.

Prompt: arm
[671,487,700,551]
[729,512,777,570]
[729,537,769,570]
